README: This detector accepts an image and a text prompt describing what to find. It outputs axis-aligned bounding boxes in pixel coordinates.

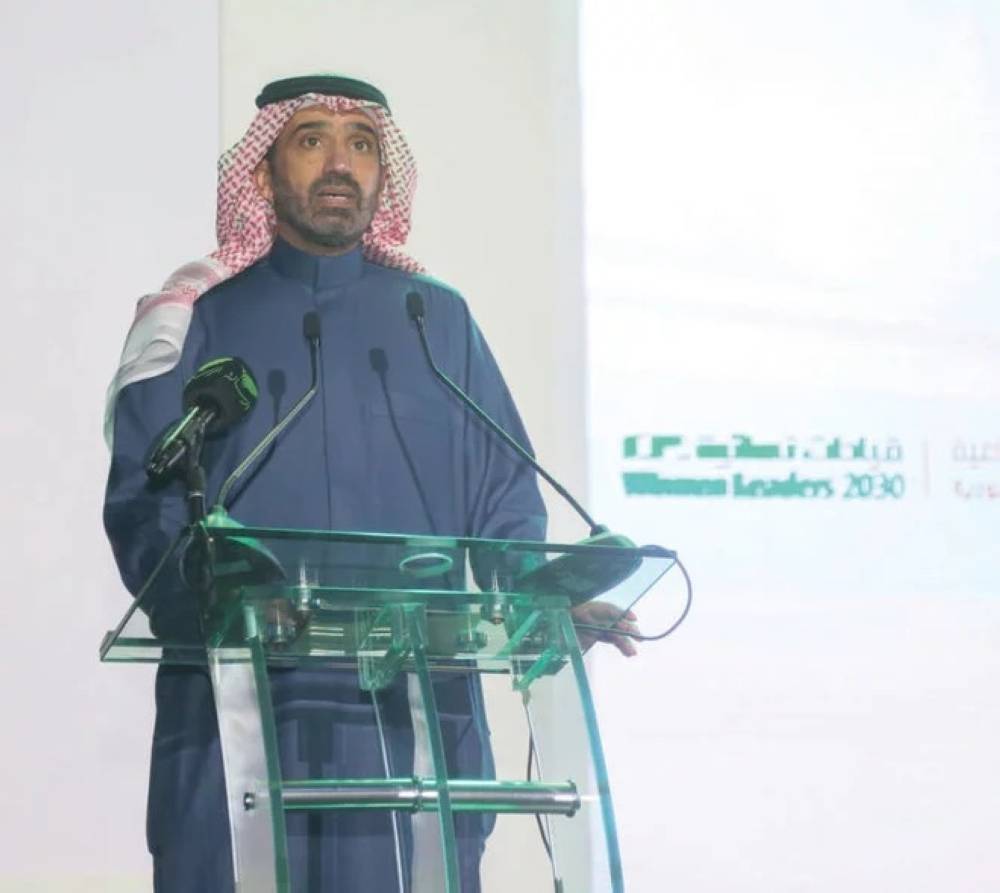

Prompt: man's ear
[253,158,274,203]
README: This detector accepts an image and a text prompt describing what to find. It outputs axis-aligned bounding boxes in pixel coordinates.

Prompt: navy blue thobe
[103,238,547,891]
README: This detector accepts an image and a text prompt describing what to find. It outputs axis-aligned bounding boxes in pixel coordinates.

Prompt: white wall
[0,2,218,891]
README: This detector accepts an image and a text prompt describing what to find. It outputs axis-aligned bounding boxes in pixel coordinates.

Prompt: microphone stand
[180,422,209,525]
[179,422,216,604]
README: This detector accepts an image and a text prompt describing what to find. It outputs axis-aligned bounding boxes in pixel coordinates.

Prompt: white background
[0,2,217,890]
[584,2,1000,891]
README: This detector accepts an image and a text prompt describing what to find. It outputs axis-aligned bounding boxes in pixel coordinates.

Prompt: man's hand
[571,601,640,657]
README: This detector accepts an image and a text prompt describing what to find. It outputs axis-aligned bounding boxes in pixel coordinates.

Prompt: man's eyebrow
[290,120,331,136]
[288,119,378,139]
[345,121,378,139]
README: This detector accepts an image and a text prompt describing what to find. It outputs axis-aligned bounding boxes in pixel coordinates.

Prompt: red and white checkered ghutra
[104,93,423,445]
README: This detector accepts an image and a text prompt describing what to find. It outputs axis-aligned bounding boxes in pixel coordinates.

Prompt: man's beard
[271,171,377,251]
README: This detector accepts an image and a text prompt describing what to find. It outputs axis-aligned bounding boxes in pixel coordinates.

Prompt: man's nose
[324,143,353,175]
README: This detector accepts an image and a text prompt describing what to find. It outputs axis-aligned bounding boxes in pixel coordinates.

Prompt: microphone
[212,312,322,512]
[146,357,258,482]
[404,292,645,605]
[369,347,388,375]
[368,346,439,533]
[405,291,606,537]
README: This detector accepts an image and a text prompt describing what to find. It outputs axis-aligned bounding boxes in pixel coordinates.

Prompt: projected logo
[622,434,908,500]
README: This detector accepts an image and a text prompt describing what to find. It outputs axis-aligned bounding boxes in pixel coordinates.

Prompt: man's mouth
[316,190,357,207]
[315,183,359,208]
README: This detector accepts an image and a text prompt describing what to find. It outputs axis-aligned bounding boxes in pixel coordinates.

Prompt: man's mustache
[310,174,361,201]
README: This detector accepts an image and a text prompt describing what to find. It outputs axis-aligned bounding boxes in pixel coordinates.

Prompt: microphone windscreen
[405,291,425,322]
[267,369,286,403]
[182,356,258,434]
[369,347,388,374]
[303,311,321,342]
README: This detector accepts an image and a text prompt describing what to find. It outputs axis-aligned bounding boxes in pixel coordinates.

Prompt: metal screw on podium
[485,568,506,624]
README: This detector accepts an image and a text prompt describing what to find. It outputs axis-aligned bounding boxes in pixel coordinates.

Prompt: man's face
[254,106,383,255]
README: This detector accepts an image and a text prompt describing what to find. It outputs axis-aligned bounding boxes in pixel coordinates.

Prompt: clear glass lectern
[101,518,676,892]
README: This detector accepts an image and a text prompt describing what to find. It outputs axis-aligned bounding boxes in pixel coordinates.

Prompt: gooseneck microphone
[405,291,606,537]
[146,356,258,482]
[213,312,322,511]
[411,291,691,641]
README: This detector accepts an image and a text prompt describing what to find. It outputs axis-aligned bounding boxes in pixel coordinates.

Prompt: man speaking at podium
[103,75,549,891]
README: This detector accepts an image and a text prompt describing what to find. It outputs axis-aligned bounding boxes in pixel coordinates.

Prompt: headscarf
[104,89,422,446]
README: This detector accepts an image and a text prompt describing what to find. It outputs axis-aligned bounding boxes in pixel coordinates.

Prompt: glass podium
[100,514,676,892]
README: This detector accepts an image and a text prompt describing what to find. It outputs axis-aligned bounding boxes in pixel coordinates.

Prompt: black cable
[527,726,564,892]
[573,555,693,643]
[526,734,555,862]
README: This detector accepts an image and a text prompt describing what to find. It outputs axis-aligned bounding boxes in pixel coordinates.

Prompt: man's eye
[353,139,374,152]
[302,135,321,148]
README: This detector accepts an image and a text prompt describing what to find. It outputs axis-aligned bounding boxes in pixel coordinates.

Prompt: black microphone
[369,346,439,533]
[146,357,258,482]
[405,292,647,605]
[407,292,656,610]
[212,312,322,512]
[405,291,606,537]
[369,347,388,375]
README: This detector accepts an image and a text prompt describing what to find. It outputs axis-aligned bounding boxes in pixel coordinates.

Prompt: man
[105,74,637,892]
[104,74,551,892]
